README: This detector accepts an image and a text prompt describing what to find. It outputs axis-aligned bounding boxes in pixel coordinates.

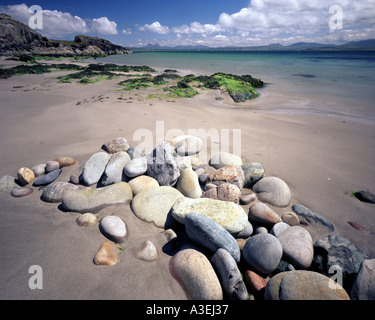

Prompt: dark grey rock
[185,212,241,263]
[211,248,249,300]
[242,233,283,275]
[354,191,375,204]
[147,142,180,186]
[312,234,371,292]
[33,169,61,186]
[292,204,335,232]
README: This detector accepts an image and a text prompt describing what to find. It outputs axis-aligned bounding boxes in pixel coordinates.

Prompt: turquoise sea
[98,51,375,122]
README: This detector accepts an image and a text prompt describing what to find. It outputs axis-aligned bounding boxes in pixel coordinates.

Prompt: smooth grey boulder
[82,152,111,186]
[99,151,130,186]
[62,182,133,213]
[252,176,291,207]
[211,248,249,300]
[185,213,241,263]
[124,157,147,178]
[242,233,283,275]
[42,181,80,203]
[350,259,375,300]
[147,142,180,186]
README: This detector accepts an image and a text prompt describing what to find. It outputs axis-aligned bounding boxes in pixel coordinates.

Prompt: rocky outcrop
[0,14,131,56]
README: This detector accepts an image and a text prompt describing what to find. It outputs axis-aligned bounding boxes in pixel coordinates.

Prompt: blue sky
[1,1,375,47]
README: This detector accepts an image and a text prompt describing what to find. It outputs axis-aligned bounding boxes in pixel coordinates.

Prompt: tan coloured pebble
[54,157,76,168]
[76,213,98,226]
[128,175,159,195]
[240,193,257,205]
[282,212,300,226]
[163,229,177,241]
[94,242,118,266]
[17,167,35,186]
[135,240,158,262]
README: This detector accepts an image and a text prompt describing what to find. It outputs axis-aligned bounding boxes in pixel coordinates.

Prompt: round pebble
[11,186,33,198]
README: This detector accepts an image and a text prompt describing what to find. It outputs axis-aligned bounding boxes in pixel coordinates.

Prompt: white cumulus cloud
[0,3,119,37]
[139,21,170,34]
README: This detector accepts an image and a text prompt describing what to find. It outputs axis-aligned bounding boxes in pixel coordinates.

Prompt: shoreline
[0,57,374,299]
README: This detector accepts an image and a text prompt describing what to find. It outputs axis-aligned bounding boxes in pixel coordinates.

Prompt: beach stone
[76,213,98,227]
[242,162,264,188]
[82,152,111,186]
[270,222,290,237]
[69,173,80,185]
[254,226,268,235]
[11,186,33,198]
[33,169,62,186]
[94,242,118,266]
[124,157,147,178]
[249,202,282,225]
[100,151,130,186]
[174,156,192,171]
[169,248,223,300]
[204,183,217,191]
[217,183,241,204]
[252,177,291,207]
[170,135,193,147]
[208,165,245,190]
[292,204,334,232]
[176,168,202,199]
[0,175,18,191]
[163,229,177,241]
[53,157,76,169]
[128,175,159,195]
[277,226,313,269]
[354,191,375,204]
[282,212,300,226]
[17,167,34,186]
[240,193,257,205]
[185,213,241,262]
[242,233,283,275]
[135,240,158,262]
[265,271,350,300]
[45,160,60,173]
[233,221,253,239]
[30,164,46,178]
[131,186,184,228]
[209,152,243,169]
[41,181,79,203]
[244,270,267,296]
[171,197,248,234]
[211,248,248,300]
[62,182,132,213]
[99,215,128,243]
[147,142,180,186]
[126,146,144,159]
[313,234,371,290]
[350,259,375,300]
[202,187,217,199]
[102,137,130,154]
[175,136,203,156]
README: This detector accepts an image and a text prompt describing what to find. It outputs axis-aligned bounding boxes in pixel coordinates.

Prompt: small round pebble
[76,213,98,227]
[11,186,33,198]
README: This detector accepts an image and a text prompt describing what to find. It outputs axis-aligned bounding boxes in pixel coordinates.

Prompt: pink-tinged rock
[45,160,60,173]
[208,165,245,190]
[217,183,241,204]
[249,202,282,225]
[244,270,267,296]
[11,186,33,198]
[169,249,223,300]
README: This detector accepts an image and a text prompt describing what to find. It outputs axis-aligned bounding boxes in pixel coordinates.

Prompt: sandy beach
[0,58,374,300]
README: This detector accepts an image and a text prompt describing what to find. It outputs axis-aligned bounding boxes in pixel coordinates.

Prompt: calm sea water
[98,51,375,121]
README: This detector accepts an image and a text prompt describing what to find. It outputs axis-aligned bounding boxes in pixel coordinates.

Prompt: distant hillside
[0,13,131,56]
[132,39,375,52]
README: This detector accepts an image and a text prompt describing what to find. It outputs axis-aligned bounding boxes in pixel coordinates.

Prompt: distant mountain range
[132,39,375,52]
